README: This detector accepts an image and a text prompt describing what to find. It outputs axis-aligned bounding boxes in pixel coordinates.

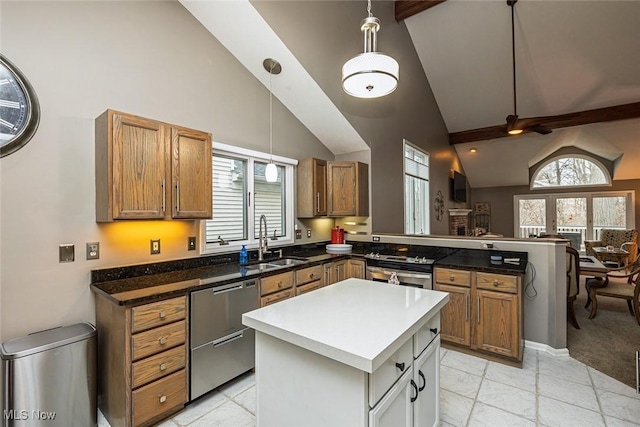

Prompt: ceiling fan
[505,0,552,136]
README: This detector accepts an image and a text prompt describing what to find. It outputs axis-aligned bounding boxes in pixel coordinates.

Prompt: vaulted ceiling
[181,0,640,189]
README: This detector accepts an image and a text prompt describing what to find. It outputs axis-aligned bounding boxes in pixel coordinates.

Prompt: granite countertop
[242,278,449,373]
[435,249,528,275]
[91,247,369,306]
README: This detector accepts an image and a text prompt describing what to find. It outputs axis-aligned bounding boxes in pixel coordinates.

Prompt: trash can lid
[1,322,96,360]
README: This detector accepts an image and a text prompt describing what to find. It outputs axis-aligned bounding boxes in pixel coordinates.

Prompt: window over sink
[202,142,296,254]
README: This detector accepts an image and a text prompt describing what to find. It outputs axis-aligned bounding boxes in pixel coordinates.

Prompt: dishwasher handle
[213,330,245,348]
[213,279,257,295]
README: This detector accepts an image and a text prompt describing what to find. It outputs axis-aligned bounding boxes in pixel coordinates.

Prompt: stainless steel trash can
[1,323,97,427]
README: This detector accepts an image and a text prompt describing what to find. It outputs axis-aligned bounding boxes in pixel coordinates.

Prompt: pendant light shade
[342,4,399,98]
[263,58,281,183]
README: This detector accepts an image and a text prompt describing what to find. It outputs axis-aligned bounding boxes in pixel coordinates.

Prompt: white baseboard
[525,340,570,357]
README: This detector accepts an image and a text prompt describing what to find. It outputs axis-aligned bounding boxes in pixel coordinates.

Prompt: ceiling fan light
[506,114,523,135]
[265,162,278,183]
[508,128,523,135]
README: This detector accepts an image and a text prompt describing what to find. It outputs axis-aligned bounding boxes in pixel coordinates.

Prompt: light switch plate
[151,239,161,255]
[295,229,302,239]
[188,236,196,251]
[59,244,75,263]
[86,242,100,260]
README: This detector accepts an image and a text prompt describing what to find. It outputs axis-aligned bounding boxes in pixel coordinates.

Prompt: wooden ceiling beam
[395,1,446,22]
[449,102,640,145]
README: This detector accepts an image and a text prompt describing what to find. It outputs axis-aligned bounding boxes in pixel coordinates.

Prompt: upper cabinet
[327,161,369,217]
[95,110,212,222]
[297,158,369,218]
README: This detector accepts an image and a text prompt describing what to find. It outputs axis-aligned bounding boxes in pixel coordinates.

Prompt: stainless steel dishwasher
[190,278,258,400]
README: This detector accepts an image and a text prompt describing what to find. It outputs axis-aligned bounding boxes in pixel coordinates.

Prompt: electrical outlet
[188,236,196,251]
[481,242,494,249]
[59,244,75,263]
[151,239,161,255]
[86,242,100,260]
[372,236,380,242]
[307,229,312,238]
[295,229,302,239]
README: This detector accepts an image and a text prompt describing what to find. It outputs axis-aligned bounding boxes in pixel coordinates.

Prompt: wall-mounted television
[451,171,467,202]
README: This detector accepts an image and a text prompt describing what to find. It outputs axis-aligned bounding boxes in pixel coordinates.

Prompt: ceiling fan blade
[530,124,552,135]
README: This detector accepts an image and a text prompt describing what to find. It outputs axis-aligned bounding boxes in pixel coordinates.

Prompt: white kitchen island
[242,278,449,427]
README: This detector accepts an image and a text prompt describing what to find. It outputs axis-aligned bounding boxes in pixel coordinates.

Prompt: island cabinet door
[473,289,519,358]
[434,284,470,346]
[369,368,413,427]
[413,336,440,427]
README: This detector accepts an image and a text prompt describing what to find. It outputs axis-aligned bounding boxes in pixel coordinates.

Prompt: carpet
[567,279,640,389]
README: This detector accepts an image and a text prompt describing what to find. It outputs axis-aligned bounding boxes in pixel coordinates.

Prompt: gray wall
[471,179,640,237]
[0,0,334,343]
[251,1,463,236]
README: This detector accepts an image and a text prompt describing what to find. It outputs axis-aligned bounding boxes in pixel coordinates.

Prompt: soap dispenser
[239,245,248,265]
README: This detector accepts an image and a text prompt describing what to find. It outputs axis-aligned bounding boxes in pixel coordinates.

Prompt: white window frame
[201,142,297,254]
[530,154,612,189]
[403,139,430,235]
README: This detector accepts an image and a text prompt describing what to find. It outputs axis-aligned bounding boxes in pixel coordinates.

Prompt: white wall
[0,0,334,343]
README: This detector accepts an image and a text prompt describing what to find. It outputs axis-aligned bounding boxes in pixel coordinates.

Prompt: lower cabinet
[295,265,324,295]
[324,259,347,285]
[95,294,188,427]
[348,259,366,279]
[259,271,295,307]
[434,267,523,364]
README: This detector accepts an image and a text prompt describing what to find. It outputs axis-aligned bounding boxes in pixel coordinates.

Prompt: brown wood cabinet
[347,259,366,279]
[259,271,295,307]
[295,265,324,295]
[434,267,523,364]
[297,158,327,217]
[324,259,348,285]
[95,294,188,427]
[327,161,369,217]
[95,110,212,222]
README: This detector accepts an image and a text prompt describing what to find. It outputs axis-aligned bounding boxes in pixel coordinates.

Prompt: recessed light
[469,147,477,153]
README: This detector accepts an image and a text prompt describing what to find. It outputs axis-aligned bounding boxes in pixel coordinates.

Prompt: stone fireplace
[449,209,472,236]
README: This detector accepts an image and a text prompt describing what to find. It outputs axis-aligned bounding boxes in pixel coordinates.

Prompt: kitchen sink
[247,257,308,271]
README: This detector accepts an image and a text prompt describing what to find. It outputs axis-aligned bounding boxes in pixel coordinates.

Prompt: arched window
[531,155,611,188]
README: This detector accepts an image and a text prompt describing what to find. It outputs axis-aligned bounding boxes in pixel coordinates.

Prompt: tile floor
[99,347,640,427]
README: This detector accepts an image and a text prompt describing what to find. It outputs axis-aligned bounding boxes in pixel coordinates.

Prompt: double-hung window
[404,140,430,235]
[202,142,296,254]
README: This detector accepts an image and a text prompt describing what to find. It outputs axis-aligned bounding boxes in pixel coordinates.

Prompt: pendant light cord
[367,0,372,17]
[269,62,273,162]
[510,0,517,117]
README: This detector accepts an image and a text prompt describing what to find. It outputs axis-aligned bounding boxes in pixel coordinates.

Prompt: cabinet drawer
[132,345,186,389]
[132,296,186,333]
[476,272,518,294]
[295,279,323,296]
[260,271,295,296]
[132,369,186,427]
[368,338,413,408]
[132,320,186,361]
[435,268,471,287]
[414,312,440,358]
[260,288,293,307]
[296,265,323,286]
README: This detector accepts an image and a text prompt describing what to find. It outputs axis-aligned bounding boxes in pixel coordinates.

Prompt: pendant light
[342,0,399,98]
[263,58,281,183]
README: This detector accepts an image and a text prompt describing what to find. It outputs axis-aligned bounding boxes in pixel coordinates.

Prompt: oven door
[366,266,432,289]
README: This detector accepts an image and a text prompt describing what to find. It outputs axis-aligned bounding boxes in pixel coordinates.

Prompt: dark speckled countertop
[91,244,370,306]
[91,242,528,306]
[435,248,528,275]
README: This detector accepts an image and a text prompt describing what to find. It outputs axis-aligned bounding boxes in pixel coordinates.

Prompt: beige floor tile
[468,402,535,427]
[476,379,536,421]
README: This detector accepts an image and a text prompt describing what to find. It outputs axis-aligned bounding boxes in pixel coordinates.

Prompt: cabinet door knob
[493,280,499,287]
[449,275,455,281]
[160,363,167,371]
[430,328,438,335]
[159,337,167,345]
[277,281,283,288]
[309,273,314,279]
[159,395,167,404]
[395,362,405,372]
[159,310,166,319]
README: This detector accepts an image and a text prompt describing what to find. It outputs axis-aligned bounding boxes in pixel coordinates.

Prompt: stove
[364,248,451,289]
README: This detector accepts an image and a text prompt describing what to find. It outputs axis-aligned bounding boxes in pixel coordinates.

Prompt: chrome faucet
[258,214,268,261]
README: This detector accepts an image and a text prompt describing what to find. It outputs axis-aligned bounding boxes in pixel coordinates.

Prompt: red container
[331,227,345,244]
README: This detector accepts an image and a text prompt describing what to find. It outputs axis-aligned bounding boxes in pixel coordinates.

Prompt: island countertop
[242,278,449,373]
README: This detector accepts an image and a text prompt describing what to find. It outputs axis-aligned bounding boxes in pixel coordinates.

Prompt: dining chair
[566,246,581,329]
[585,256,640,324]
